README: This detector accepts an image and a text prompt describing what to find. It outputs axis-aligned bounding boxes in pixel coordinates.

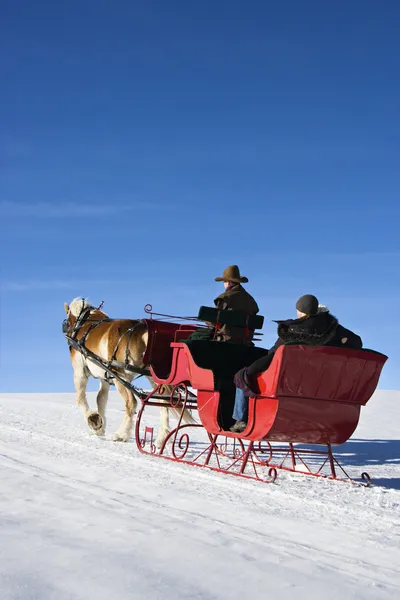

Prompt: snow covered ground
[0,390,399,600]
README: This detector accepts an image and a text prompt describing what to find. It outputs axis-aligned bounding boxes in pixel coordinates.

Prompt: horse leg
[141,375,197,448]
[95,379,109,436]
[113,380,137,442]
[156,399,171,449]
[72,360,105,435]
[152,383,197,449]
[74,368,90,421]
[141,376,170,449]
[178,406,197,426]
[73,366,90,418]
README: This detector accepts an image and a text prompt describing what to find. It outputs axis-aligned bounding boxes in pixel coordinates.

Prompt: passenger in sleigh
[189,265,260,344]
[230,294,363,433]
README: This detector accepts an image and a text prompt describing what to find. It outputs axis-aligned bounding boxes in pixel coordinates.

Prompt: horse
[63,297,194,447]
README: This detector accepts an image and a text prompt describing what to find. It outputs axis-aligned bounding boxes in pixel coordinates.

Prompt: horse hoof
[113,432,129,442]
[87,412,104,432]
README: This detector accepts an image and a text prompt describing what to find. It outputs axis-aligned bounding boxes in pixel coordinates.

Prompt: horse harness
[63,302,151,395]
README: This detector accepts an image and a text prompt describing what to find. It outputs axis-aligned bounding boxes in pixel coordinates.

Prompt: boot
[230,420,247,433]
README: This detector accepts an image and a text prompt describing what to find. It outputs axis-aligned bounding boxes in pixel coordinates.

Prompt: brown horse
[63,298,194,446]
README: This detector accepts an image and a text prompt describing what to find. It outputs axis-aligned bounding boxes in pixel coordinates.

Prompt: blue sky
[1,0,399,392]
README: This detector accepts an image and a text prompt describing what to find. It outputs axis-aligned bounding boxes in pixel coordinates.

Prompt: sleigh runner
[63,300,387,485]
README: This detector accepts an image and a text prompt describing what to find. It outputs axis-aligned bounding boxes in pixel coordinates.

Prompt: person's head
[215,265,249,288]
[295,294,319,319]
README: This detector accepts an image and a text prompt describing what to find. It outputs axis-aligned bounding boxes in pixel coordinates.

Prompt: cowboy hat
[215,265,248,283]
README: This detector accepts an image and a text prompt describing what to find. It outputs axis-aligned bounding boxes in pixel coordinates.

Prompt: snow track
[0,391,399,599]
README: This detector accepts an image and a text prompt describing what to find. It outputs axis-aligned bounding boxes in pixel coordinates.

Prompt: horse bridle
[62,300,105,341]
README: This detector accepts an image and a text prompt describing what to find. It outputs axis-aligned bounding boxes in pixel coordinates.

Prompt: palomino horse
[63,298,194,446]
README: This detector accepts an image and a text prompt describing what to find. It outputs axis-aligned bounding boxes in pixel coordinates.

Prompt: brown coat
[214,284,259,343]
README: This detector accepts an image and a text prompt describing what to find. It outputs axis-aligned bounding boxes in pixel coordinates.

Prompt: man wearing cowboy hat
[214,265,259,343]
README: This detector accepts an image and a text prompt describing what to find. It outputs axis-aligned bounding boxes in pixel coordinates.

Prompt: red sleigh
[135,308,387,485]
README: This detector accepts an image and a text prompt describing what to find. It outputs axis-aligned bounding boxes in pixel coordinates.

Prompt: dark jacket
[271,311,362,351]
[236,311,363,393]
[326,324,363,350]
[273,311,339,348]
[214,283,259,343]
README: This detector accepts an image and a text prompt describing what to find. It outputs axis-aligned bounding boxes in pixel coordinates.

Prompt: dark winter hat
[296,294,319,316]
[215,265,248,283]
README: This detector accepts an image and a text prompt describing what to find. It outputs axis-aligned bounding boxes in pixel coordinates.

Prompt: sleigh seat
[149,339,387,446]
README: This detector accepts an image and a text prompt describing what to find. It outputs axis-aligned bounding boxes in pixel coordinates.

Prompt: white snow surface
[0,390,399,600]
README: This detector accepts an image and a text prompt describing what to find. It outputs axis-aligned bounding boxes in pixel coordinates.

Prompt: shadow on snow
[297,439,400,490]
